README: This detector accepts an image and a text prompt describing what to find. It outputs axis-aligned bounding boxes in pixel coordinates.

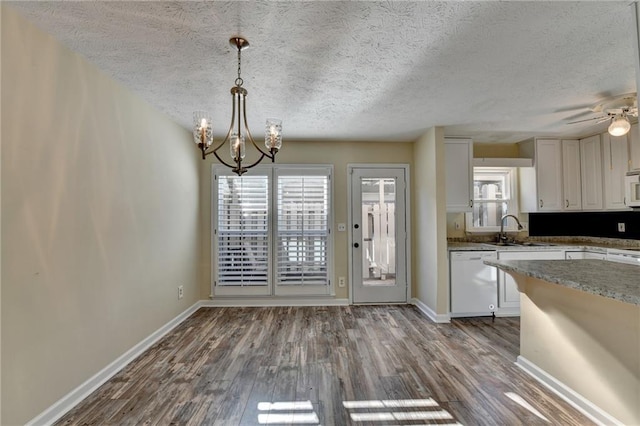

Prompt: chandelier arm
[211,150,238,170]
[241,97,275,160]
[210,124,234,157]
[206,88,241,169]
[205,127,233,161]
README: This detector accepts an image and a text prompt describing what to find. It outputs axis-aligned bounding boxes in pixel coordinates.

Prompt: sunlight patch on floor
[343,398,462,425]
[258,400,319,425]
[505,392,550,422]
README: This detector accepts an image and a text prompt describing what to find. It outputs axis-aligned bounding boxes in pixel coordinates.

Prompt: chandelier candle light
[193,37,282,175]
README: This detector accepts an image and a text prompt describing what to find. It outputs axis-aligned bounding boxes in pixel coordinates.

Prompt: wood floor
[56,306,593,425]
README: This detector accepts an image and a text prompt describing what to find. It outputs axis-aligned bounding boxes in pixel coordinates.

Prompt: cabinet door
[630,123,640,171]
[497,250,564,313]
[562,140,582,210]
[602,133,630,210]
[536,139,563,211]
[580,135,603,210]
[445,139,473,212]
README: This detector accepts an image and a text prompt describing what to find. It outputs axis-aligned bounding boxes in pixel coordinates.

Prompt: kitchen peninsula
[485,259,639,425]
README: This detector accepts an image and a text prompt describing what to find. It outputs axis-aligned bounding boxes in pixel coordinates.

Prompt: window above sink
[466,167,521,233]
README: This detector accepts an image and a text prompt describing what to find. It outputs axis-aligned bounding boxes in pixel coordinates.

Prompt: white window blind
[276,172,330,287]
[216,174,269,287]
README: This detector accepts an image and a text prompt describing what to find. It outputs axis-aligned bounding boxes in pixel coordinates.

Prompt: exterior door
[349,166,408,303]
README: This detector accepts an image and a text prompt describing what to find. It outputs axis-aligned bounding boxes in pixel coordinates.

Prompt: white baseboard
[515,356,622,426]
[410,298,451,323]
[26,301,204,426]
[201,297,349,307]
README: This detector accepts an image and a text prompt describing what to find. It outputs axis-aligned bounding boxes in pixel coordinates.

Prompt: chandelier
[193,37,282,175]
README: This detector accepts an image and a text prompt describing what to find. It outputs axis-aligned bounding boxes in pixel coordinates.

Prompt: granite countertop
[485,259,640,306]
[447,242,610,252]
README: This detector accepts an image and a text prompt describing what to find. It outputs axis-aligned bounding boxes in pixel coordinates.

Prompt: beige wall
[518,275,640,425]
[412,128,448,314]
[198,141,415,300]
[1,6,200,425]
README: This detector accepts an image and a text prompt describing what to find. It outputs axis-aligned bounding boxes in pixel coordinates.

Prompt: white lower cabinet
[496,250,565,315]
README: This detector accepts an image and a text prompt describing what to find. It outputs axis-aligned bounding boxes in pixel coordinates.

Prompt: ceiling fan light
[608,115,631,136]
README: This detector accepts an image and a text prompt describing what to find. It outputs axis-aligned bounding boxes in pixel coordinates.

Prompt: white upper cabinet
[561,140,582,210]
[630,123,640,171]
[519,139,563,212]
[602,133,630,210]
[445,138,473,212]
[579,135,603,210]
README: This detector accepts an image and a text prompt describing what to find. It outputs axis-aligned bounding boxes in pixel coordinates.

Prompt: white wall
[1,6,200,424]
[412,128,449,315]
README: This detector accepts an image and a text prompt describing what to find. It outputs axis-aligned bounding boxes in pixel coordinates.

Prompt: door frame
[347,164,411,304]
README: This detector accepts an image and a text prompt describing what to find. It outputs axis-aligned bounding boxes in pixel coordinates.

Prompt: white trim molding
[516,356,623,426]
[202,297,349,307]
[26,302,204,426]
[411,298,451,323]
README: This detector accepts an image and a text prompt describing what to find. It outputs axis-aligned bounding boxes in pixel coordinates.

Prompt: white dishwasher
[450,251,497,317]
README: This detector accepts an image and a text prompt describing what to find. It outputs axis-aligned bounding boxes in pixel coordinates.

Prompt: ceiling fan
[567,93,638,136]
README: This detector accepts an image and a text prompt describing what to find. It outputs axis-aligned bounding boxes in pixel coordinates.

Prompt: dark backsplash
[529,211,640,240]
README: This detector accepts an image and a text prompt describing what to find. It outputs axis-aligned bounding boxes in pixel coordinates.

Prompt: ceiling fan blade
[555,103,595,113]
[594,116,612,124]
[567,115,608,124]
[564,111,593,122]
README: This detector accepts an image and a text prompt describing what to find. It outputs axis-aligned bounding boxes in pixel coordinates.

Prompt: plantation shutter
[275,168,331,293]
[215,172,270,295]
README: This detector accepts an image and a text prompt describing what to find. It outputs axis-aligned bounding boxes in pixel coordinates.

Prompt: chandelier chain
[235,46,243,87]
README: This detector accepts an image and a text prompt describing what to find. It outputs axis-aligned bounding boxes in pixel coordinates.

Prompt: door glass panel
[360,178,396,287]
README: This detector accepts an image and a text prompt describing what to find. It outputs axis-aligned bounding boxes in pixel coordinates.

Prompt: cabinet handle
[469,199,473,208]
[539,199,544,208]
[566,199,569,208]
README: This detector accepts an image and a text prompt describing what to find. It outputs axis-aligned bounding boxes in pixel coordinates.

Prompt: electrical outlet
[521,222,528,231]
[337,223,346,232]
[618,223,626,232]
[454,221,460,230]
[178,285,184,299]
[338,277,346,287]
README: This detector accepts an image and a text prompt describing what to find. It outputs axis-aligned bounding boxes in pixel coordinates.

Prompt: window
[213,166,333,297]
[216,174,270,289]
[465,167,519,232]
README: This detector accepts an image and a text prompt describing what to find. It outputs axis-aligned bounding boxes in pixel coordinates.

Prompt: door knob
[354,243,360,248]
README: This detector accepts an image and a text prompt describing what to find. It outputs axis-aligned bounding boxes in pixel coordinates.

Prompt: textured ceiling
[6,1,639,143]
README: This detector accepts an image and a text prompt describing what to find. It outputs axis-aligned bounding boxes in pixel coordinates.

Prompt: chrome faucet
[498,214,524,243]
